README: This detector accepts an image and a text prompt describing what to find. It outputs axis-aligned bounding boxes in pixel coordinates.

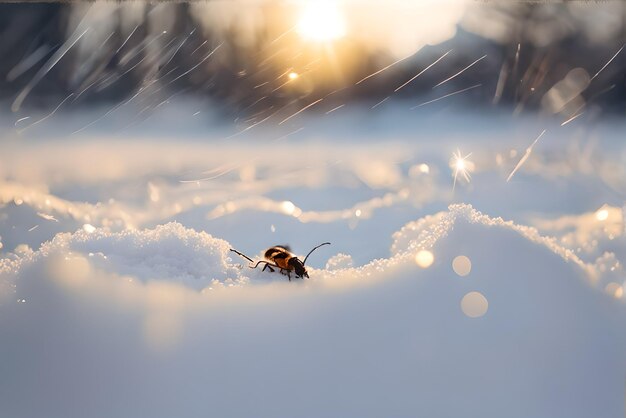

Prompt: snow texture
[1,109,625,417]
[1,203,624,418]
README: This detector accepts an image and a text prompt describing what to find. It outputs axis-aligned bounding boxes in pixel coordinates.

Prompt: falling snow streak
[515,53,550,113]
[179,166,241,183]
[559,83,618,127]
[240,96,269,114]
[322,87,349,101]
[371,97,389,109]
[119,53,150,78]
[507,130,547,182]
[273,127,305,142]
[73,44,122,101]
[161,29,196,70]
[17,93,74,133]
[150,36,183,69]
[493,62,508,104]
[116,25,139,55]
[223,104,290,140]
[141,67,182,97]
[123,34,184,82]
[71,101,125,135]
[560,113,584,126]
[513,43,521,81]
[37,212,59,222]
[271,79,294,93]
[355,50,417,85]
[178,157,266,184]
[325,104,345,114]
[191,40,208,56]
[394,49,453,92]
[278,98,323,125]
[72,79,158,135]
[433,55,487,88]
[120,88,191,133]
[591,44,624,81]
[165,43,223,87]
[258,48,288,68]
[411,84,482,109]
[119,31,168,67]
[269,26,296,46]
[11,28,89,112]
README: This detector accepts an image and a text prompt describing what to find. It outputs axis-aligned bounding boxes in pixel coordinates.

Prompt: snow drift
[1,204,624,418]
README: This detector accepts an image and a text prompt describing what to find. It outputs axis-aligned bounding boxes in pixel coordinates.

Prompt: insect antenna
[229,248,255,263]
[302,242,331,265]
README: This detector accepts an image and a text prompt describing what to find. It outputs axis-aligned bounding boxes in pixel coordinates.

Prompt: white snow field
[1,108,625,417]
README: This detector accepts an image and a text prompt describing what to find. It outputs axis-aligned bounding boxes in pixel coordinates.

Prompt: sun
[297,1,346,42]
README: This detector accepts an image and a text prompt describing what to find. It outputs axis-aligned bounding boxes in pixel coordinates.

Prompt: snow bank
[1,204,624,418]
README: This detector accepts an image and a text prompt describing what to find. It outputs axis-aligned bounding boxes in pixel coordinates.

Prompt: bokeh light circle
[452,255,472,276]
[415,250,434,268]
[461,291,488,318]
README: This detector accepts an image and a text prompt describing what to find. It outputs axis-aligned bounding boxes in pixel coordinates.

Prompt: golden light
[288,72,299,80]
[449,149,474,190]
[297,1,346,42]
[605,282,623,299]
[280,200,296,215]
[595,207,609,221]
[415,250,434,268]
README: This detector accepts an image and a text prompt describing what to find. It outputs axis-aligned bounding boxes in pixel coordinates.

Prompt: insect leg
[251,260,279,273]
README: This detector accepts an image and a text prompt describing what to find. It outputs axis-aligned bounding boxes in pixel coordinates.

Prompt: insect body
[230,242,330,281]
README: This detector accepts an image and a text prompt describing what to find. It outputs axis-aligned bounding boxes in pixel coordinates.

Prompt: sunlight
[450,149,474,190]
[595,206,609,221]
[415,250,434,268]
[297,1,346,42]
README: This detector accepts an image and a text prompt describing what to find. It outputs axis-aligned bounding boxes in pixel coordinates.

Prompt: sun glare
[297,1,346,42]
[450,149,474,190]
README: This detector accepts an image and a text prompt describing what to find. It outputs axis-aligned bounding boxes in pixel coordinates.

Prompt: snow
[1,108,625,417]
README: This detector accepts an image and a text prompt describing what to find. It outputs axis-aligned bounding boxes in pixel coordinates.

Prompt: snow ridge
[2,203,608,304]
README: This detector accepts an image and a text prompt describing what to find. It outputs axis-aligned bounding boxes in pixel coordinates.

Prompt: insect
[229,242,331,281]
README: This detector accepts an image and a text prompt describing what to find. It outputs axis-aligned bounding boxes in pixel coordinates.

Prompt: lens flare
[449,149,474,190]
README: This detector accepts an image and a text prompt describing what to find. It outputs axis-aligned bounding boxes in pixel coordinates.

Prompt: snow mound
[1,204,624,418]
[1,223,244,290]
[392,203,594,279]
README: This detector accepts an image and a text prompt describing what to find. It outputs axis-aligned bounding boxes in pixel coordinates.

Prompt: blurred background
[0,0,624,129]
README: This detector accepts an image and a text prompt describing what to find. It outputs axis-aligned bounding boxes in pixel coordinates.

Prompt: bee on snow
[230,242,330,281]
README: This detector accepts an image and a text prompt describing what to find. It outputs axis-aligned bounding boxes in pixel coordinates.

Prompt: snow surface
[1,108,625,417]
